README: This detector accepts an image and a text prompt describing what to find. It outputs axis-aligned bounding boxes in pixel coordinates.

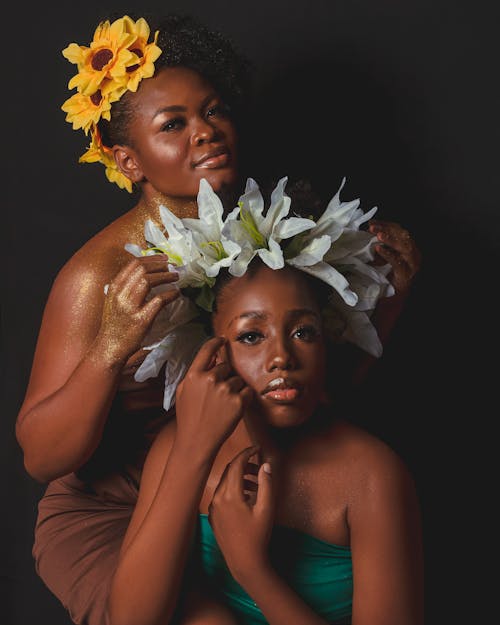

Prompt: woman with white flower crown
[15,11,421,625]
[106,176,424,625]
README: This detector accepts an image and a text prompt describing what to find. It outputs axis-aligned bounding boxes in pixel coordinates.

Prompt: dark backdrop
[4,1,497,624]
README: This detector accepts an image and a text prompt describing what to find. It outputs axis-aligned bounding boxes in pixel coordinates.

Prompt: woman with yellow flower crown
[15,11,421,625]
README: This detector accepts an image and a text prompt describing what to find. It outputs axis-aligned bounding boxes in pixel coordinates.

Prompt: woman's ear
[113,145,144,183]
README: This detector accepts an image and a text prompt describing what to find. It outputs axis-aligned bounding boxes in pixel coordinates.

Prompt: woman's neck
[135,190,199,224]
[228,406,332,467]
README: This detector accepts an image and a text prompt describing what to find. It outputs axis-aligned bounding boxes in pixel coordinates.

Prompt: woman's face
[213,264,328,428]
[122,66,239,197]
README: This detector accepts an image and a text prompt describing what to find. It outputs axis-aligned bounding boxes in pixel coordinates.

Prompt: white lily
[285,178,384,307]
[223,177,316,277]
[122,172,397,400]
[155,207,211,289]
[181,178,242,278]
[322,258,394,357]
[134,292,203,410]
[136,321,209,411]
[124,213,208,288]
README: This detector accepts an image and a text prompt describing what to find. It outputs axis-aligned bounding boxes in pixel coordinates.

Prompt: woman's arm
[16,255,179,482]
[348,444,424,625]
[208,448,330,625]
[107,337,253,625]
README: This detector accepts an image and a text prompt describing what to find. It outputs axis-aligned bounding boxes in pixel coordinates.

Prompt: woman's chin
[198,168,239,194]
[262,405,315,430]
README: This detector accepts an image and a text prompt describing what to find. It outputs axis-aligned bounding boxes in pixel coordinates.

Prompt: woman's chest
[200,447,351,547]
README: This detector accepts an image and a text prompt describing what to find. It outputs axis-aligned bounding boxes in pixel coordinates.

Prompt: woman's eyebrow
[153,93,218,120]
[227,308,320,328]
[153,105,186,119]
[228,311,268,327]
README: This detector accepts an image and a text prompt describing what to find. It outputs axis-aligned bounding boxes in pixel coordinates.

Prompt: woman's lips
[263,388,300,402]
[194,151,230,169]
[261,377,300,402]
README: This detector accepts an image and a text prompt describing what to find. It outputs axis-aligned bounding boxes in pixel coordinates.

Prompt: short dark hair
[98,13,253,148]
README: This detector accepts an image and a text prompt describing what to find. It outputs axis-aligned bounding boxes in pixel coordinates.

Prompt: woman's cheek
[230,347,261,390]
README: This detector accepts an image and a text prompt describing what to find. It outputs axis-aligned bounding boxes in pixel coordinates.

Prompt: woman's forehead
[215,265,322,319]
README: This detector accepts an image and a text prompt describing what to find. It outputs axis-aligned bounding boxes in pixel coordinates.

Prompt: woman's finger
[119,263,152,306]
[136,254,171,272]
[244,462,260,477]
[371,222,416,256]
[255,462,274,518]
[375,244,408,269]
[222,374,247,393]
[108,258,143,292]
[121,347,149,375]
[145,271,180,288]
[207,362,234,382]
[224,446,260,501]
[190,337,226,372]
[139,289,180,324]
[243,479,258,492]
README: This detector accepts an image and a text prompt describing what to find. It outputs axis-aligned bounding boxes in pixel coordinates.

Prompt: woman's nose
[267,337,295,371]
[191,118,219,145]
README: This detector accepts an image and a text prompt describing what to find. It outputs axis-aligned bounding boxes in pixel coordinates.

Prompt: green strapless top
[196,514,352,625]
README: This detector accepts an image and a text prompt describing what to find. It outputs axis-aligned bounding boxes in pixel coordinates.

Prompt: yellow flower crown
[61,15,162,192]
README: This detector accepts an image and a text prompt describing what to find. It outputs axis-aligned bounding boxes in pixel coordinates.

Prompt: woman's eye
[293,325,320,341]
[206,103,230,119]
[161,118,185,132]
[236,331,263,345]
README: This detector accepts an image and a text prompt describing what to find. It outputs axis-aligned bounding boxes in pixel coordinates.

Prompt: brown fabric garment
[31,398,172,625]
[33,471,139,625]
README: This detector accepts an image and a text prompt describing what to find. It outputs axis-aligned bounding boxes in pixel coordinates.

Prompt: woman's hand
[208,446,274,583]
[368,220,422,295]
[174,338,254,460]
[95,256,180,367]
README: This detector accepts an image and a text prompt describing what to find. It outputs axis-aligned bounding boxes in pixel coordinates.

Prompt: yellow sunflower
[79,126,133,193]
[62,15,161,192]
[62,15,140,97]
[61,87,123,134]
[119,18,162,93]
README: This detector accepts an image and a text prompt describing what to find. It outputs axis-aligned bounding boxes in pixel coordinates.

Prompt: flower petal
[286,234,332,266]
[286,259,358,306]
[274,216,316,240]
[257,237,285,270]
[260,177,290,237]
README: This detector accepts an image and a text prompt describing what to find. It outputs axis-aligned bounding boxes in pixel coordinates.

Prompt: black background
[3,1,497,624]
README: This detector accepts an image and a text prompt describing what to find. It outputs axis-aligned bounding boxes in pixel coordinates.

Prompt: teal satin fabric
[196,514,352,624]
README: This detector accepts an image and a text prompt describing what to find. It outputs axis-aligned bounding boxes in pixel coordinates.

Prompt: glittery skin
[62,193,198,407]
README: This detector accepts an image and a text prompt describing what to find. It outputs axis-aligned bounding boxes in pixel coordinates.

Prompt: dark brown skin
[15,66,419,483]
[109,265,424,625]
[16,64,421,625]
[15,67,239,483]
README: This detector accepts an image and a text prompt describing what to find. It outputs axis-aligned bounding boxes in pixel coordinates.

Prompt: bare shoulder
[27,214,140,373]
[327,419,419,519]
[318,418,416,496]
[54,221,132,296]
[43,209,140,329]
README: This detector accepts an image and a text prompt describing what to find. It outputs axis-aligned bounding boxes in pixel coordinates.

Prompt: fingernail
[262,462,272,475]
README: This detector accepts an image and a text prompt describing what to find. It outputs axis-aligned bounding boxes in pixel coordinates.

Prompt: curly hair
[98,13,253,148]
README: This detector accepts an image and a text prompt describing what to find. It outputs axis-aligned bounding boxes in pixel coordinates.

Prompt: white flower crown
[125,177,395,411]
